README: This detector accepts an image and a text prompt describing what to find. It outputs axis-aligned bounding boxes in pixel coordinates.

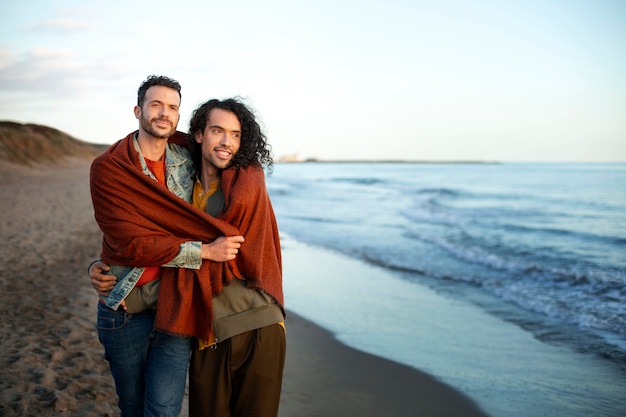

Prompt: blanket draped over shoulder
[90,131,283,341]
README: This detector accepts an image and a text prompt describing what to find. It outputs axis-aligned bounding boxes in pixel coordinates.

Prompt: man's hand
[89,261,127,311]
[202,236,245,262]
[89,261,115,296]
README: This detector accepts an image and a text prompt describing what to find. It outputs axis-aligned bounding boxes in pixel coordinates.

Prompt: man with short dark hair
[89,76,244,417]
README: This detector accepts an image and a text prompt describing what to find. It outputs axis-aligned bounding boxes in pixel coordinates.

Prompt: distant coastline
[276,158,499,164]
[276,158,626,164]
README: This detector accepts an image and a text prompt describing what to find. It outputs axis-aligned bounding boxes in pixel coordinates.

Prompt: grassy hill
[0,121,108,165]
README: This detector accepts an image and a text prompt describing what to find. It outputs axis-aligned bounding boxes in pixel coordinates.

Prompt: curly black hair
[137,75,182,107]
[188,97,273,172]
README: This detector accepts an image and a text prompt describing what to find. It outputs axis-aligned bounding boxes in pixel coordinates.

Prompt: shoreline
[279,311,489,417]
[7,160,623,417]
[280,234,626,417]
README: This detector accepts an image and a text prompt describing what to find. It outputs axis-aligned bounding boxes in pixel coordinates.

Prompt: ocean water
[266,162,626,417]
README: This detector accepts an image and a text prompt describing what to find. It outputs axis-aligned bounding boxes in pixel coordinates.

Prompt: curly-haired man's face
[195,108,241,175]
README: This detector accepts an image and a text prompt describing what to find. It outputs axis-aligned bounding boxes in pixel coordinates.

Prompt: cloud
[27,18,96,33]
[0,48,14,70]
[0,46,129,100]
[0,48,75,91]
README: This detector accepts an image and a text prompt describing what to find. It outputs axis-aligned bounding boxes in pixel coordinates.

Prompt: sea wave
[268,162,626,365]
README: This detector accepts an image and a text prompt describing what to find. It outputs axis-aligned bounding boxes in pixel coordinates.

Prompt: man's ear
[194,132,203,143]
[134,105,141,120]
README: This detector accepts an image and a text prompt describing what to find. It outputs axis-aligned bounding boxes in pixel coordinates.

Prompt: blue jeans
[97,303,192,417]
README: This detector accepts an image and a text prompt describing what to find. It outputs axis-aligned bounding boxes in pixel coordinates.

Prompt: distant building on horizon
[278,152,317,162]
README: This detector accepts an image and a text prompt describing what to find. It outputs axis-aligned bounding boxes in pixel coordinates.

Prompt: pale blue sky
[1,0,624,161]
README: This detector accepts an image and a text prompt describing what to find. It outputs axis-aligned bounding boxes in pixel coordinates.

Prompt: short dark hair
[137,75,182,107]
[188,97,273,171]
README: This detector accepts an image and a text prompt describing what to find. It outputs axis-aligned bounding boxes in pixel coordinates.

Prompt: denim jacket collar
[132,133,188,179]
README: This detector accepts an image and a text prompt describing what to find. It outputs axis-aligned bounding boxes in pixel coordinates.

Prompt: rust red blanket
[90,131,283,340]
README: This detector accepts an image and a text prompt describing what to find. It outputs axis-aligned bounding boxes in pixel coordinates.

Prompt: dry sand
[0,160,117,417]
[0,160,488,417]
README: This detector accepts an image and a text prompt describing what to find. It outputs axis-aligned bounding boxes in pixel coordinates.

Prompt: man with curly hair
[183,98,285,417]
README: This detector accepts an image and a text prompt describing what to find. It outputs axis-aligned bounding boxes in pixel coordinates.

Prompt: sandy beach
[0,159,489,417]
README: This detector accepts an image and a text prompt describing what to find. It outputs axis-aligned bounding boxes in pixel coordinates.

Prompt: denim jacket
[101,135,201,311]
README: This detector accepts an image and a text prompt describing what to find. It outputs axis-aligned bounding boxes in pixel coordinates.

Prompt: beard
[139,113,176,139]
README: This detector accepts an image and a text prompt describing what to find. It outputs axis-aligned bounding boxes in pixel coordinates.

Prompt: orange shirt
[136,157,166,287]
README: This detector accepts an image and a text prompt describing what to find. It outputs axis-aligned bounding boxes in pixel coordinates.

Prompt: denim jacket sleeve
[163,241,202,269]
[101,264,144,310]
